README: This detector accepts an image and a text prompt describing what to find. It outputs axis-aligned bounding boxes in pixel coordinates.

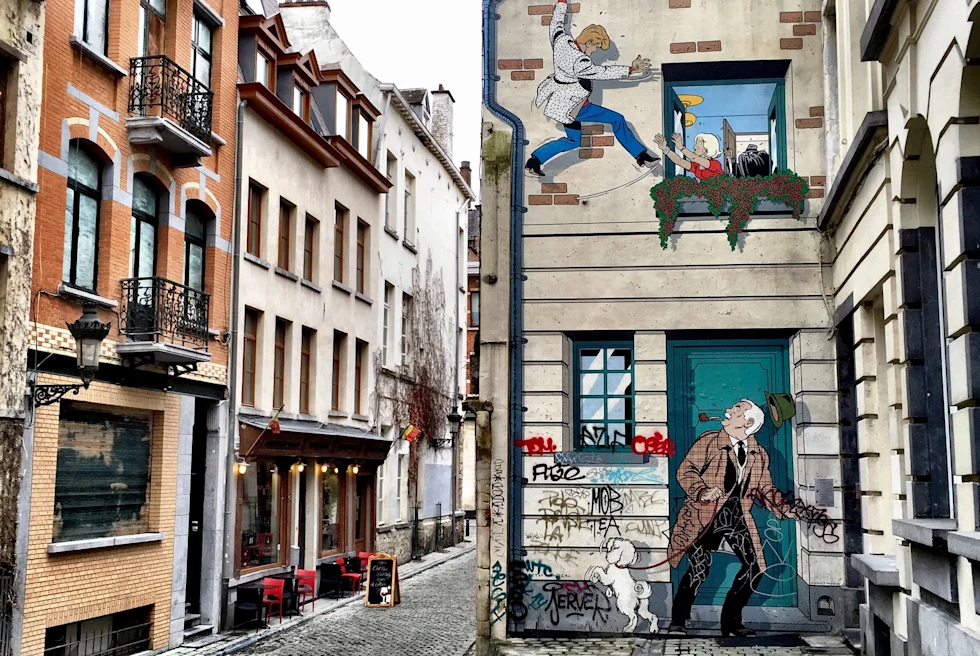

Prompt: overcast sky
[328,0,483,198]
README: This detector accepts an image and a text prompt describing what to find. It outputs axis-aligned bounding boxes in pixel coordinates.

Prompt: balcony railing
[120,277,210,351]
[128,55,212,144]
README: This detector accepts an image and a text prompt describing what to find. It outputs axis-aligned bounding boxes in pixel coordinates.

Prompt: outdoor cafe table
[234,580,269,629]
[268,571,301,617]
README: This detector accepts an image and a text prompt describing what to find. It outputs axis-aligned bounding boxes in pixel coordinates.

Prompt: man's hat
[764,391,796,429]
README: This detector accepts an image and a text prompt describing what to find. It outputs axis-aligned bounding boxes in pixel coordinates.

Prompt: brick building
[17,0,238,652]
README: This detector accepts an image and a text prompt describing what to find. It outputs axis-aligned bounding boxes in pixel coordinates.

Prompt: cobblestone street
[236,550,475,656]
[497,635,855,656]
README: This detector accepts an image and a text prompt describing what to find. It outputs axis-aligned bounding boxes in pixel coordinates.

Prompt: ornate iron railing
[120,277,210,351]
[128,55,213,144]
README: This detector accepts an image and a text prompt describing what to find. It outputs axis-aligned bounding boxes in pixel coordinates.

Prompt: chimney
[459,161,472,188]
[430,84,455,159]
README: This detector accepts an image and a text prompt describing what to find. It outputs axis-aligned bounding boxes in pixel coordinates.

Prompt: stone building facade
[480,0,852,642]
[819,1,980,654]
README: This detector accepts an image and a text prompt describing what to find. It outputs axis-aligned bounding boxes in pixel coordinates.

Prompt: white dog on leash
[587,537,660,633]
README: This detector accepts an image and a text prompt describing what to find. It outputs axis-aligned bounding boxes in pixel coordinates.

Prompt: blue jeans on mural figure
[531,103,647,164]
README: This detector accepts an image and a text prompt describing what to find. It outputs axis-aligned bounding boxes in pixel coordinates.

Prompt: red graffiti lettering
[516,436,558,455]
[630,432,676,457]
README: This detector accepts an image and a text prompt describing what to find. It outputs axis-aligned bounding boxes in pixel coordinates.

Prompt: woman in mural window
[654,132,726,180]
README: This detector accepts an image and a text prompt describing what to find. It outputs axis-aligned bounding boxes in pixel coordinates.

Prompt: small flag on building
[268,408,282,435]
[400,424,420,443]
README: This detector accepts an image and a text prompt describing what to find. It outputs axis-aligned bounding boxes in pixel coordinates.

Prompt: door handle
[190,520,200,533]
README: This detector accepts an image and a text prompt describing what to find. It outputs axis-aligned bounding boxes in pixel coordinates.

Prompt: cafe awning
[238,414,394,462]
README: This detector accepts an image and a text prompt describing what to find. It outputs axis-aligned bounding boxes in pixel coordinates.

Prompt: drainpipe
[221,98,247,621]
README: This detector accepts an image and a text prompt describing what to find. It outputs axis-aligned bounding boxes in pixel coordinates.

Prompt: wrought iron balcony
[118,277,211,366]
[127,55,213,165]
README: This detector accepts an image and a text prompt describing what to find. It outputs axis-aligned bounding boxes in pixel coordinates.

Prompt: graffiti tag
[531,463,585,483]
[515,436,558,455]
[542,581,612,626]
[630,432,676,457]
[507,560,529,628]
[490,561,507,626]
[749,486,840,544]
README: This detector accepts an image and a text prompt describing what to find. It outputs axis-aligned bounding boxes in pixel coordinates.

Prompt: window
[130,176,159,279]
[335,91,350,139]
[300,327,313,414]
[240,461,284,569]
[332,331,345,411]
[273,319,287,410]
[75,0,109,54]
[278,200,292,271]
[574,343,634,451]
[377,456,386,525]
[354,340,365,415]
[191,13,213,88]
[355,220,367,294]
[293,86,309,122]
[470,292,480,327]
[321,466,342,554]
[45,607,152,656]
[404,172,416,244]
[355,110,371,160]
[333,204,346,283]
[384,152,397,231]
[662,71,787,179]
[383,283,393,366]
[247,182,263,257]
[396,454,404,522]
[303,215,317,282]
[138,0,165,59]
[256,51,271,88]
[184,203,207,293]
[401,293,412,367]
[64,142,103,292]
[54,404,152,542]
[242,309,259,406]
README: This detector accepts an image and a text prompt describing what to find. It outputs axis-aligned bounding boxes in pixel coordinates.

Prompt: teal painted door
[667,339,797,607]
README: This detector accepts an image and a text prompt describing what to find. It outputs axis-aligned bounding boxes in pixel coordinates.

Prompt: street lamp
[32,303,111,407]
[447,407,462,444]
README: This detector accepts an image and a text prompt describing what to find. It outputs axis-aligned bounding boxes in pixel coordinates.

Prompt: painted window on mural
[321,467,341,554]
[661,78,786,179]
[574,343,634,451]
[240,460,282,569]
[53,404,152,543]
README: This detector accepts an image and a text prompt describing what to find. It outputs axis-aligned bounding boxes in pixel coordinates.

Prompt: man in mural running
[668,400,796,637]
[524,0,661,177]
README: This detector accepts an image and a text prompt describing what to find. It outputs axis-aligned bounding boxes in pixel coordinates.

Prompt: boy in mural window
[525,0,660,177]
[654,132,728,180]
[668,400,796,637]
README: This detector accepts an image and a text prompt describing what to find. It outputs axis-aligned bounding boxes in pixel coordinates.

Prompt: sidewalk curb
[212,542,476,656]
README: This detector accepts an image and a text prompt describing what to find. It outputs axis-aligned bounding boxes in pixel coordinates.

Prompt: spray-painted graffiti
[491,459,506,555]
[541,580,614,627]
[554,452,604,466]
[587,538,660,632]
[583,466,666,485]
[631,432,676,457]
[530,463,585,483]
[749,486,839,544]
[490,561,507,626]
[515,436,558,455]
[507,559,529,628]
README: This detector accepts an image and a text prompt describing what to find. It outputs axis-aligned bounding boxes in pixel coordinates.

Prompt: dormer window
[292,85,309,122]
[256,51,271,89]
[336,91,350,140]
[355,110,371,160]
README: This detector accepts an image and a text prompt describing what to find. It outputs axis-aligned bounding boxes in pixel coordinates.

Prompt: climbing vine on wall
[650,173,810,250]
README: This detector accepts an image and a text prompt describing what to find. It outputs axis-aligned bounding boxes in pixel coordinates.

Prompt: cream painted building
[480,0,852,643]
[819,1,980,654]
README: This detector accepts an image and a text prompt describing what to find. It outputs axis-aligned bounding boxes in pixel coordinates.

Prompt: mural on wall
[524,0,660,178]
[587,537,659,632]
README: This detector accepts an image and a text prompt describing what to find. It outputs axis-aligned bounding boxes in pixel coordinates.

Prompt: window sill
[48,532,164,554]
[301,279,322,293]
[948,531,980,563]
[402,240,418,254]
[328,410,348,419]
[58,283,118,309]
[332,280,353,295]
[351,413,369,422]
[244,252,271,269]
[68,36,128,77]
[354,292,374,305]
[210,131,227,147]
[892,518,957,548]
[377,521,411,534]
[850,553,900,589]
[0,167,38,193]
[384,225,400,241]
[232,564,289,586]
[275,267,299,282]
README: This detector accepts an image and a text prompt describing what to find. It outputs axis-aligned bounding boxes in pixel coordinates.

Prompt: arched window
[131,175,160,280]
[184,202,208,292]
[63,142,104,292]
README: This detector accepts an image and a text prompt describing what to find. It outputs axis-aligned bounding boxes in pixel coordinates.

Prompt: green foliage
[650,173,810,250]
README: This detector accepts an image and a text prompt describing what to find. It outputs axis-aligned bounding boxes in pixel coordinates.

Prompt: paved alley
[236,550,476,656]
[496,635,855,656]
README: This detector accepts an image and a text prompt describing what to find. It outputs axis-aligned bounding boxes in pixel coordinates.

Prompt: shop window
[273,319,287,410]
[242,308,259,406]
[574,343,634,452]
[333,203,347,283]
[53,404,152,543]
[247,182,264,257]
[63,141,104,293]
[321,466,342,554]
[240,461,284,569]
[130,176,159,280]
[45,606,152,656]
[377,455,386,525]
[332,331,346,411]
[662,62,788,179]
[300,327,313,414]
[75,0,110,55]
[278,199,292,271]
[191,12,213,89]
[396,454,405,522]
[355,220,367,294]
[303,215,317,282]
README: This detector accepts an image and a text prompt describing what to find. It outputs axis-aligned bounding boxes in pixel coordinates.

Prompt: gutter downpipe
[221,97,247,625]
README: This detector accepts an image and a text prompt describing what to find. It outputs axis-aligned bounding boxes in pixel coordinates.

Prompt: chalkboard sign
[365,554,400,608]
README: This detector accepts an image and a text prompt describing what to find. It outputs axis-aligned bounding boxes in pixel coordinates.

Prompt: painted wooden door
[667,339,797,608]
